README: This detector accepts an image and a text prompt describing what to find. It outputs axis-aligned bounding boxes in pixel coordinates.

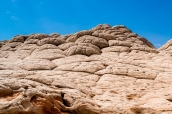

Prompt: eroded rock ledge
[0,24,172,114]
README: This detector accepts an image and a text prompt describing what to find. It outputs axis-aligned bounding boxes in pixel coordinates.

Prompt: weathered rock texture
[0,24,172,114]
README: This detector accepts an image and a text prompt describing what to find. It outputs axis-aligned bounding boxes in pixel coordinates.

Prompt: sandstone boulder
[0,24,172,114]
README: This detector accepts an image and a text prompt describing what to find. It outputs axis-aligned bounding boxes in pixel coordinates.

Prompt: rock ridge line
[0,24,172,114]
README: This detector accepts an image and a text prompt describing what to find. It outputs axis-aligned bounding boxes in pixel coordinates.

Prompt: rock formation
[0,24,172,114]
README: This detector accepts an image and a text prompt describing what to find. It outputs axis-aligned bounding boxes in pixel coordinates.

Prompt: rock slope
[0,24,172,114]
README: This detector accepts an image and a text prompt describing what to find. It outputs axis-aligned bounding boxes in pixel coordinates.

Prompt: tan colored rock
[131,43,158,53]
[49,33,61,38]
[76,35,109,48]
[92,24,111,31]
[102,46,131,52]
[58,42,76,51]
[159,40,172,55]
[1,24,172,114]
[52,55,90,66]
[108,40,132,47]
[31,49,65,60]
[64,43,101,56]
[24,38,39,44]
[54,61,105,73]
[66,30,93,42]
[37,37,65,46]
[98,33,117,40]
[10,35,28,43]
[1,42,22,51]
[0,40,8,48]
[17,58,57,70]
[26,34,49,40]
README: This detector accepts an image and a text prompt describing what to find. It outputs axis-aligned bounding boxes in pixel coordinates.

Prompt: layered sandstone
[0,24,172,114]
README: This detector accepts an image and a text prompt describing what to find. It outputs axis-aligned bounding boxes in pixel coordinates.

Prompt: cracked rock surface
[0,24,172,114]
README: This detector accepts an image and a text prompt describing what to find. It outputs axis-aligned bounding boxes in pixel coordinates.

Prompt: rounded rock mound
[159,39,172,53]
[1,24,172,114]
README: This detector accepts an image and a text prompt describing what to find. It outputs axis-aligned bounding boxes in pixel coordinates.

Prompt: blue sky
[0,0,172,48]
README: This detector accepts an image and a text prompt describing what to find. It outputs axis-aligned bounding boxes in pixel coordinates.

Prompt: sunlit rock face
[0,24,172,114]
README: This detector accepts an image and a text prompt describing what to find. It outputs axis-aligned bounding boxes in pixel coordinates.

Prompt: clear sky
[0,0,172,48]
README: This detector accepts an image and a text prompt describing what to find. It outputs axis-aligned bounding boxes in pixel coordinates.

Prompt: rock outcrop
[0,24,172,114]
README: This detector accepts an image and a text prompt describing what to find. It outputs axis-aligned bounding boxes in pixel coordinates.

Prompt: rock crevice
[0,24,172,114]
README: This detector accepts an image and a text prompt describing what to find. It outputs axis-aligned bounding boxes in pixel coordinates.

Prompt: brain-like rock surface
[0,24,172,114]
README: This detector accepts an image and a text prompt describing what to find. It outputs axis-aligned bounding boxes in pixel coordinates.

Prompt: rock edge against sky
[0,24,172,114]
